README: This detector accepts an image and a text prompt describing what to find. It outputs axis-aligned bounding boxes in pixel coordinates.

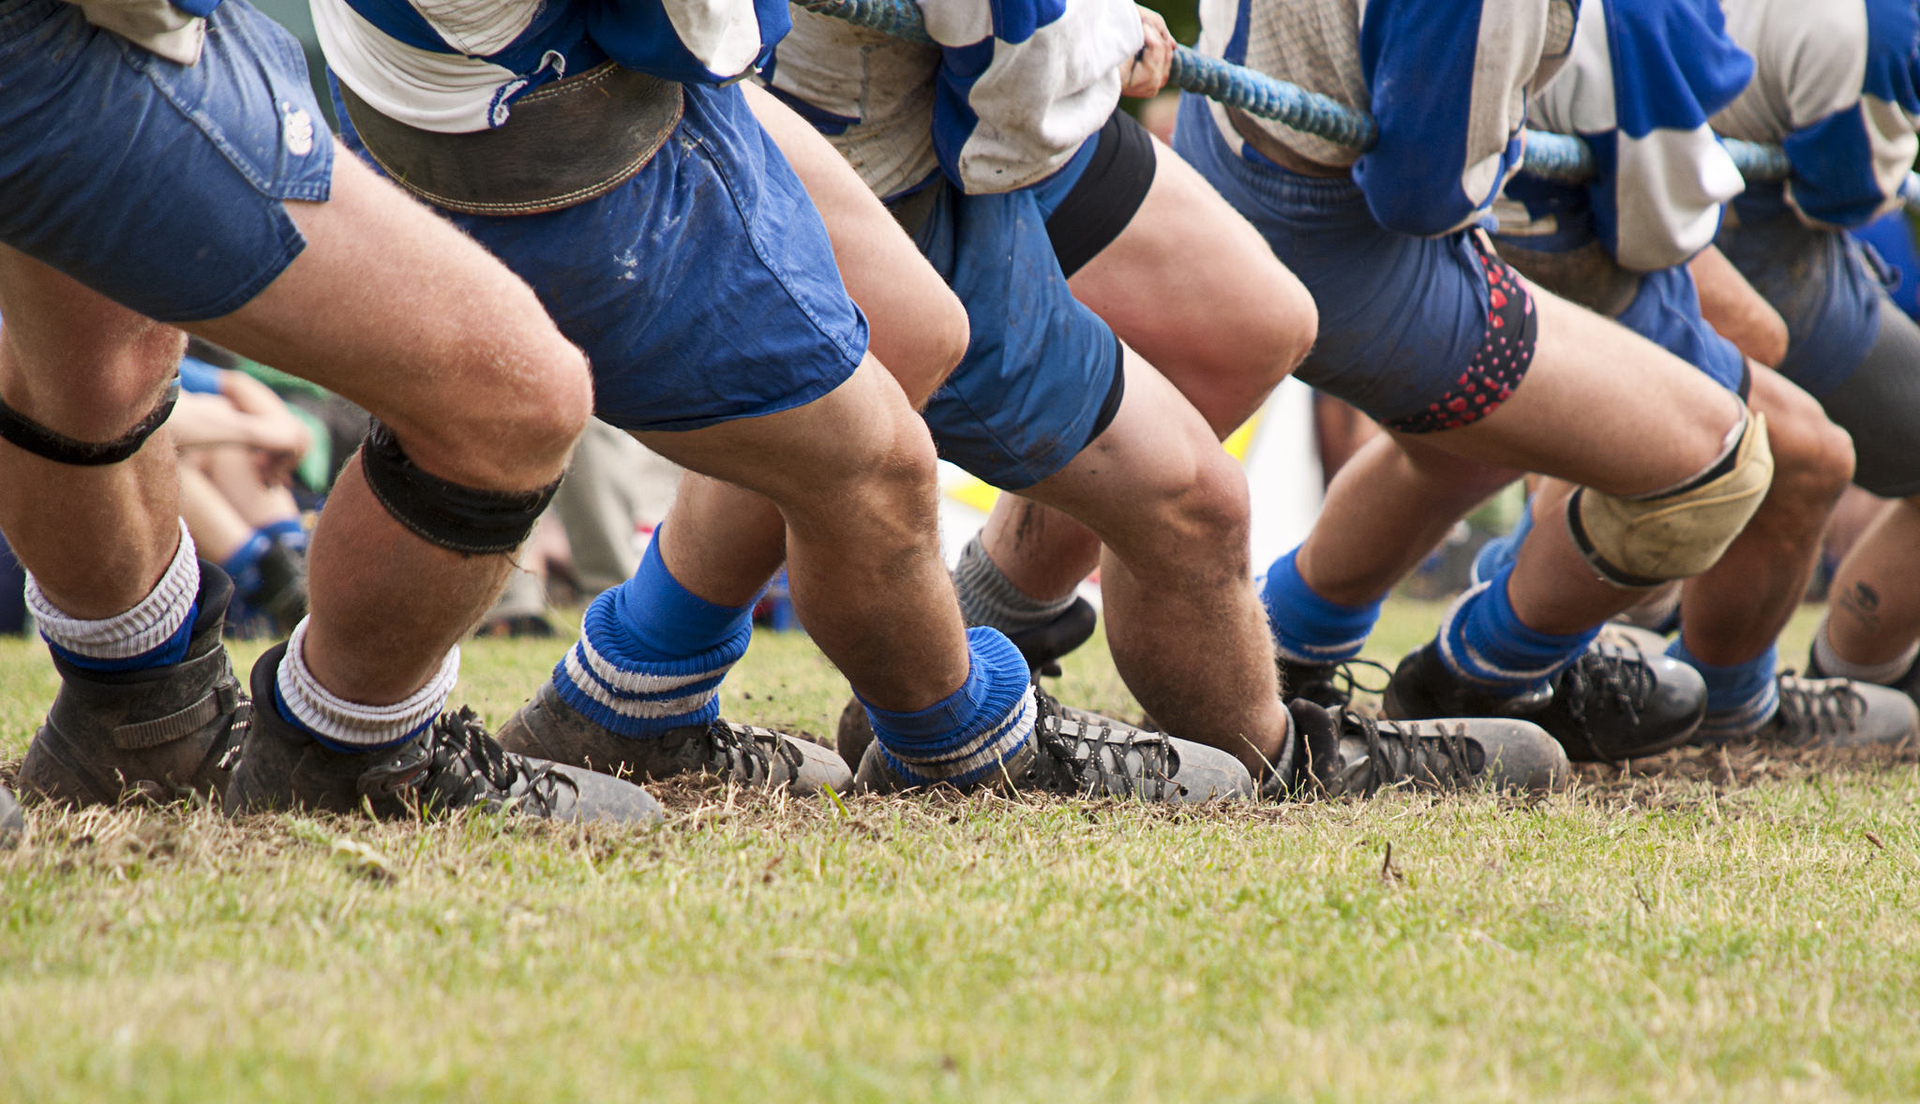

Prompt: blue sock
[49,609,197,674]
[862,627,1035,787]
[552,532,753,738]
[1437,565,1598,696]
[1471,499,1534,586]
[1672,639,1779,739]
[221,532,274,600]
[1261,548,1382,665]
[260,518,308,554]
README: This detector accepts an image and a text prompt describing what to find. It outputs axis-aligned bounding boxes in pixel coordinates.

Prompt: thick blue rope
[793,0,1920,200]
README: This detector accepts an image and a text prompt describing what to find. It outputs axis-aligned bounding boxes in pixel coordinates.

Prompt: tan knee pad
[1567,411,1774,587]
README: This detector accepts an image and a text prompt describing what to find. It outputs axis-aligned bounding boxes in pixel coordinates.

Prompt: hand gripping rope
[790,0,1920,202]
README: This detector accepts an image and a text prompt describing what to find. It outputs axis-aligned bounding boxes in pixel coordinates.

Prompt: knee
[1140,450,1252,574]
[406,330,593,489]
[883,291,970,409]
[1759,399,1854,514]
[1,322,183,441]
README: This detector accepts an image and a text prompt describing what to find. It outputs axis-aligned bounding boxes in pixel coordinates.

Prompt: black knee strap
[0,379,178,466]
[358,421,561,556]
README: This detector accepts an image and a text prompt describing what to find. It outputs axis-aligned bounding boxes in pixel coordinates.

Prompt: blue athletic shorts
[0,0,333,322]
[1717,188,1883,399]
[334,79,867,434]
[1616,266,1749,398]
[900,179,1123,489]
[1173,93,1535,430]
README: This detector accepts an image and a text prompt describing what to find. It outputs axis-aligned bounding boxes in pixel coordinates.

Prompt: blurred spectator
[172,343,312,635]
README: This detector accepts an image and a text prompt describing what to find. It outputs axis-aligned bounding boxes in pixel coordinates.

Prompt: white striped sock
[27,520,199,662]
[275,619,460,747]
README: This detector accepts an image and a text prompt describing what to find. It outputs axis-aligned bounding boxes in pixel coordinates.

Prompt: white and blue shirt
[763,0,1144,198]
[1498,0,1752,270]
[313,0,791,133]
[1193,0,1580,237]
[1713,0,1920,230]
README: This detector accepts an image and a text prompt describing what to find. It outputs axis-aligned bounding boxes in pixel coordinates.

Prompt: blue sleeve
[176,357,225,396]
[1783,0,1920,228]
[588,0,790,83]
[924,0,1140,193]
[1591,0,1751,266]
[1356,0,1532,237]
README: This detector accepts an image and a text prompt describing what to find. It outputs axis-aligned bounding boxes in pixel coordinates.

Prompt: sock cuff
[30,520,200,663]
[862,627,1036,784]
[615,530,755,660]
[1672,640,1781,729]
[1812,621,1920,686]
[1438,575,1597,691]
[275,619,459,747]
[952,534,1076,630]
[1262,548,1382,664]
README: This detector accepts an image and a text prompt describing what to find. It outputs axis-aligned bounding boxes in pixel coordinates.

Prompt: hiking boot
[852,686,1253,802]
[1002,596,1097,678]
[0,786,21,849]
[18,563,249,807]
[1383,637,1705,763]
[1704,673,1920,749]
[1807,643,1920,704]
[1268,698,1567,798]
[1276,655,1392,710]
[225,644,663,822]
[496,679,851,794]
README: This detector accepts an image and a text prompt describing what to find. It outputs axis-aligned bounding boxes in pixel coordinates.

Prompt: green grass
[4,601,1919,1103]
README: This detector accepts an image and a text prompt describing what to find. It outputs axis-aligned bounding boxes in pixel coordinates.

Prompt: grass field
[3,599,1919,1103]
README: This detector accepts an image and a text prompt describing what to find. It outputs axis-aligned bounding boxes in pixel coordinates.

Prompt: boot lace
[1555,639,1656,736]
[1028,690,1183,800]
[423,707,574,815]
[1327,710,1476,795]
[1280,657,1393,708]
[702,721,802,785]
[1766,674,1862,746]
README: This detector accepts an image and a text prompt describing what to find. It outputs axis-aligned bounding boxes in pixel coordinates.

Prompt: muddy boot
[853,686,1253,802]
[1714,673,1920,749]
[18,564,248,806]
[1002,596,1097,678]
[1268,698,1568,798]
[1384,638,1705,763]
[225,644,663,822]
[497,679,851,793]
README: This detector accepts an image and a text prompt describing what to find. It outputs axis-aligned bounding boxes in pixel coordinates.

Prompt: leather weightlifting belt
[338,63,684,216]
[1495,239,1644,319]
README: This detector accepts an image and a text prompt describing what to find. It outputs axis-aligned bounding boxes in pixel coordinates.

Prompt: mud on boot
[1269,699,1567,799]
[1710,673,1920,750]
[852,686,1252,802]
[224,644,663,823]
[1002,596,1098,679]
[18,563,248,807]
[1384,638,1705,763]
[497,680,851,794]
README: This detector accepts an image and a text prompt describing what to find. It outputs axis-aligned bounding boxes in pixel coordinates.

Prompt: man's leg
[1671,366,1863,739]
[960,133,1319,628]
[977,349,1286,776]
[1817,498,1920,675]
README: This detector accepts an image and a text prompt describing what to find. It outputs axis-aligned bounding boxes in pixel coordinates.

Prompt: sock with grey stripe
[553,530,750,739]
[952,534,1075,631]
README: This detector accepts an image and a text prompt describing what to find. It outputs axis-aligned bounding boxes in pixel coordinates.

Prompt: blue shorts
[0,0,333,322]
[334,80,866,434]
[1615,266,1749,398]
[1173,94,1535,430]
[1717,189,1883,399]
[901,180,1122,489]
